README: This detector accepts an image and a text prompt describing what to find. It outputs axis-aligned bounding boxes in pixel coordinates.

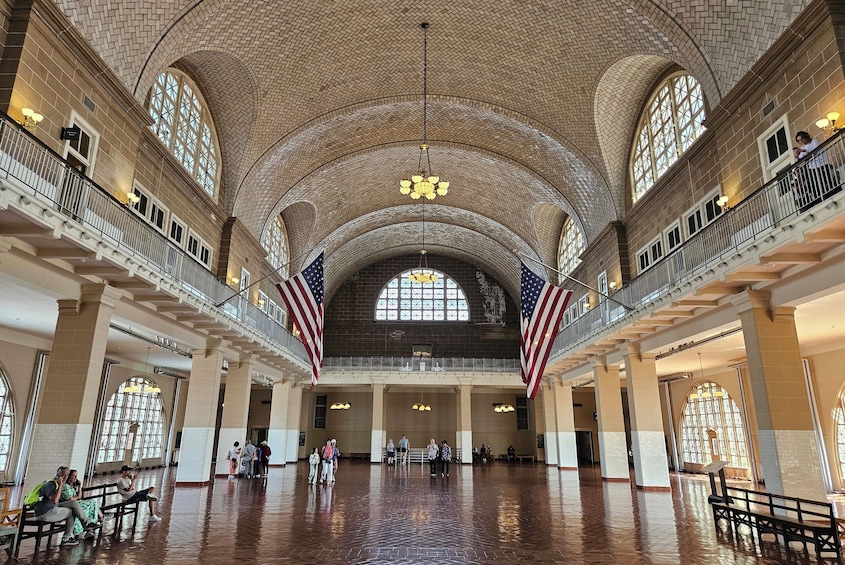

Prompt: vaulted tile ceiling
[57,0,803,300]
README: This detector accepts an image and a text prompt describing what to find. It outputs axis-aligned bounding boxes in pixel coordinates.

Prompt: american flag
[276,252,325,387]
[520,263,572,399]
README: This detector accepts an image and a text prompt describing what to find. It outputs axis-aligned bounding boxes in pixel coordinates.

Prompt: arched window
[680,381,748,469]
[631,73,706,202]
[148,69,221,198]
[97,376,165,464]
[0,368,14,475]
[834,402,845,483]
[375,270,469,321]
[558,217,584,284]
[265,216,289,278]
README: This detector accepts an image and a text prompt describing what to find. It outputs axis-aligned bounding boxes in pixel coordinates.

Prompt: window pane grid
[96,377,165,464]
[557,217,585,283]
[148,70,221,199]
[631,73,706,202]
[680,381,748,469]
[375,270,469,322]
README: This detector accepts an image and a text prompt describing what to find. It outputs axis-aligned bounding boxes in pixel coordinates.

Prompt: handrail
[0,115,307,363]
[323,356,519,373]
[553,129,845,357]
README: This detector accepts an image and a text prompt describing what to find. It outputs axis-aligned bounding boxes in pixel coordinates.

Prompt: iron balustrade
[554,130,845,356]
[323,356,520,373]
[0,116,306,361]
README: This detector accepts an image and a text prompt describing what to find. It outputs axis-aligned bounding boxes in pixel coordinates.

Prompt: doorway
[575,430,594,466]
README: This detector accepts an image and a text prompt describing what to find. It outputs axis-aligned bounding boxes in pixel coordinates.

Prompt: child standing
[308,447,320,484]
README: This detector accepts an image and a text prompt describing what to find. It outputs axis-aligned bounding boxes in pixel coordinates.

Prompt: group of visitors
[309,438,340,484]
[472,444,494,463]
[426,439,452,477]
[227,439,272,479]
[792,131,841,212]
[33,464,160,546]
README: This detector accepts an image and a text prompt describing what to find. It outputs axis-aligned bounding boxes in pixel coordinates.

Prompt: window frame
[557,217,585,284]
[186,229,213,269]
[757,115,793,182]
[168,214,187,249]
[374,269,470,322]
[664,221,682,253]
[63,111,99,176]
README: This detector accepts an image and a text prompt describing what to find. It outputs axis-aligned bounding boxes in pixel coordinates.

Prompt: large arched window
[558,217,584,284]
[148,69,221,198]
[265,216,289,278]
[834,401,845,483]
[631,73,706,202]
[680,381,748,470]
[375,270,469,321]
[0,368,14,475]
[97,377,165,464]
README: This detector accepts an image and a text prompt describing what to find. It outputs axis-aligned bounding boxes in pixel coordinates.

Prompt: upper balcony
[550,129,845,374]
[0,115,308,374]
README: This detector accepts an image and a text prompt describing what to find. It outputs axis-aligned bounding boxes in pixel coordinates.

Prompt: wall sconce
[609,281,617,290]
[716,195,730,210]
[257,298,265,307]
[815,112,842,135]
[230,276,240,286]
[126,192,140,206]
[21,108,44,130]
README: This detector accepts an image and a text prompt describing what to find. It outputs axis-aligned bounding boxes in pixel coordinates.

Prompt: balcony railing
[0,116,307,362]
[323,357,520,373]
[553,129,845,356]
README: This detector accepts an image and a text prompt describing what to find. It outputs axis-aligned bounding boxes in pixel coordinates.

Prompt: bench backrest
[723,486,835,525]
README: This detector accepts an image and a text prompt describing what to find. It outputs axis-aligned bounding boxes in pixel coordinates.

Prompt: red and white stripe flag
[276,252,324,387]
[520,263,572,399]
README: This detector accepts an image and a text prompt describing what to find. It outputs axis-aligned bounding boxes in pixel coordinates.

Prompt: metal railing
[323,356,520,373]
[553,130,845,355]
[0,117,307,361]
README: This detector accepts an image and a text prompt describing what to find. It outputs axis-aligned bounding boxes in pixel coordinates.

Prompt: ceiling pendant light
[399,23,450,201]
[407,199,439,284]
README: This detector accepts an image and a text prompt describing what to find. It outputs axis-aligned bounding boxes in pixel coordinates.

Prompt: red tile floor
[7,461,834,564]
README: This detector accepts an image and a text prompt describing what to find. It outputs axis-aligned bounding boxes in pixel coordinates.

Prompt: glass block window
[680,381,748,469]
[375,270,469,321]
[631,73,706,202]
[0,369,14,474]
[148,69,220,198]
[97,377,165,464]
[558,217,584,284]
[265,216,289,278]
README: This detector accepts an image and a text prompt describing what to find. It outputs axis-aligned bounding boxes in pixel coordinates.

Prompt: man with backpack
[30,466,98,545]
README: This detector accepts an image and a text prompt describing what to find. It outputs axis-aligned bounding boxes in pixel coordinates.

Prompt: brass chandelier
[399,23,450,201]
[407,200,439,284]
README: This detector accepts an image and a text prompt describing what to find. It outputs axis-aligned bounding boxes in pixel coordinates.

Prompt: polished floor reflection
[9,462,831,564]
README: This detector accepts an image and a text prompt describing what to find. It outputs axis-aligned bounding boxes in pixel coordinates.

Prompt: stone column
[285,382,303,463]
[267,378,290,467]
[734,290,826,500]
[29,284,120,486]
[370,381,385,463]
[593,358,629,481]
[554,379,578,470]
[214,357,253,476]
[175,341,224,485]
[542,380,559,466]
[457,382,472,464]
[624,345,670,489]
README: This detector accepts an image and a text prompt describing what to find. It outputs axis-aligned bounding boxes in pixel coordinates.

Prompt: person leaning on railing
[792,131,839,212]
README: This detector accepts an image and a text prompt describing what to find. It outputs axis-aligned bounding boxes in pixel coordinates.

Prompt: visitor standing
[399,435,410,465]
[427,438,439,477]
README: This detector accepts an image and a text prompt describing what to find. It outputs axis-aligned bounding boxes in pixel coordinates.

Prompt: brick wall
[324,255,520,358]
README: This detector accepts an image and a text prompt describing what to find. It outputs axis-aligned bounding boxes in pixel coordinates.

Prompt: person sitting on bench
[117,465,161,522]
[33,466,98,545]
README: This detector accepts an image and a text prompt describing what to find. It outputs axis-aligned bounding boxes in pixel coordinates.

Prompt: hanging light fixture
[411,395,431,411]
[407,200,439,284]
[493,388,515,413]
[399,22,450,201]
[330,402,351,410]
[124,348,162,394]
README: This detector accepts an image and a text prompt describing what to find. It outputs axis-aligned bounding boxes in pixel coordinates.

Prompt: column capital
[57,299,80,316]
[732,289,771,314]
[81,283,122,307]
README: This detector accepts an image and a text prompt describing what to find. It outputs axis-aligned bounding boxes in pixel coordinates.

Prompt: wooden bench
[516,454,536,464]
[709,485,841,559]
[15,482,141,557]
[347,452,370,462]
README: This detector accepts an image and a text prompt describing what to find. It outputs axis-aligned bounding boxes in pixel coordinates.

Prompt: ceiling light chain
[400,22,450,201]
[407,199,439,284]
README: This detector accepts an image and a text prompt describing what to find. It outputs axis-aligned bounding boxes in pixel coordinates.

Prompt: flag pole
[214,251,317,308]
[517,252,634,312]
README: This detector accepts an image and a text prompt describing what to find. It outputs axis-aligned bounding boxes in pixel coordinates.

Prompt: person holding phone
[117,465,161,522]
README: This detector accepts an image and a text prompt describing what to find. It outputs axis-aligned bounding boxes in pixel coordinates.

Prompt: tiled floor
[7,462,832,564]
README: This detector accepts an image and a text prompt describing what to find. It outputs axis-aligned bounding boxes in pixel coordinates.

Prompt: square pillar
[285,382,303,463]
[624,345,670,489]
[175,342,224,485]
[370,381,385,462]
[553,379,578,470]
[541,381,559,466]
[734,290,826,500]
[214,358,253,475]
[593,358,629,481]
[29,284,120,487]
[457,382,472,464]
[267,378,291,467]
